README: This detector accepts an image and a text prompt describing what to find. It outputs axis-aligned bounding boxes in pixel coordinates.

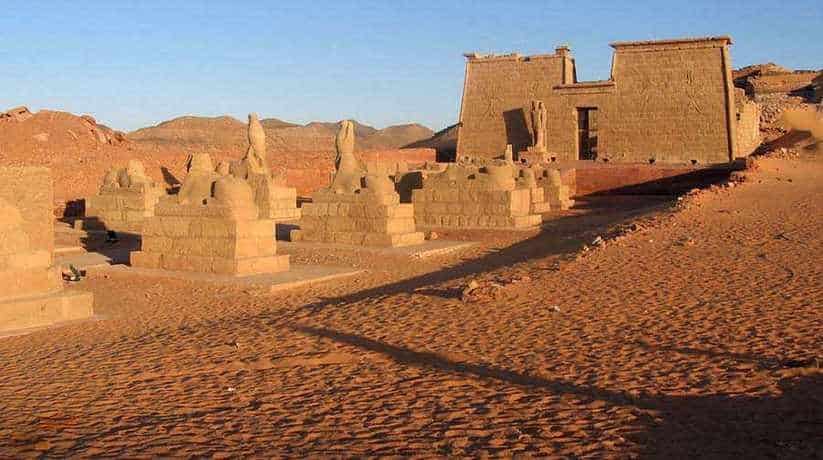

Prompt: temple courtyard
[0,154,820,457]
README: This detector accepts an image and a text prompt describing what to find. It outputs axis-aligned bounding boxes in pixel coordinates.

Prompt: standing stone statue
[232,113,268,178]
[504,144,514,163]
[330,120,364,194]
[246,113,268,174]
[529,100,548,152]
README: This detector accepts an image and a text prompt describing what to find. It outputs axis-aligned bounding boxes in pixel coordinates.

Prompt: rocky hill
[129,116,434,153]
[0,107,437,212]
[404,123,459,161]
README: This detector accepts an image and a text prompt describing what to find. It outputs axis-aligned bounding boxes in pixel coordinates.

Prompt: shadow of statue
[292,324,823,458]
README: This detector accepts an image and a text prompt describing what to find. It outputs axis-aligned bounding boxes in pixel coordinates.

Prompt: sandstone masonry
[0,167,94,332]
[131,154,289,275]
[290,121,425,247]
[82,159,166,233]
[457,37,743,164]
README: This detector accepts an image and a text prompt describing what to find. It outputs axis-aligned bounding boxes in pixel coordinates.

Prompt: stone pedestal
[411,163,543,229]
[291,189,424,247]
[81,161,165,233]
[131,199,289,276]
[1,167,94,332]
[246,172,301,221]
[520,147,549,163]
[82,186,164,233]
[527,186,552,214]
[537,169,575,210]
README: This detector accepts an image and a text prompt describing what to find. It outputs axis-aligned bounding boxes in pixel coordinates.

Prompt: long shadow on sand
[293,324,823,458]
[301,195,677,312]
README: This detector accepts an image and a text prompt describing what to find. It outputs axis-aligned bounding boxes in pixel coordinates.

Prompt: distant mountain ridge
[128,115,434,152]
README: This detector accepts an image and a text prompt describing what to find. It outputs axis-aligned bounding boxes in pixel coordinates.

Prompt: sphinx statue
[100,168,120,193]
[178,153,220,205]
[364,174,395,195]
[519,168,538,189]
[212,175,257,210]
[329,120,364,194]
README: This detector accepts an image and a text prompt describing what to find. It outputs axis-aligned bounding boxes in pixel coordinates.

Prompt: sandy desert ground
[0,154,821,457]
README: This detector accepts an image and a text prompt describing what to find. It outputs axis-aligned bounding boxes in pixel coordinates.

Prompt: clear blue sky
[1,0,820,132]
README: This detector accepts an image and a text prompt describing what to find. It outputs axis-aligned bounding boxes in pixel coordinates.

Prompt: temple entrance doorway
[577,108,598,160]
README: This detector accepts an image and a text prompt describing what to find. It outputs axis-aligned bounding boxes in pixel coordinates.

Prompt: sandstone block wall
[246,173,301,221]
[746,72,817,97]
[132,201,288,275]
[735,90,762,157]
[533,169,575,210]
[292,190,424,247]
[1,167,94,332]
[0,167,54,254]
[85,189,161,233]
[457,37,736,165]
[413,187,540,229]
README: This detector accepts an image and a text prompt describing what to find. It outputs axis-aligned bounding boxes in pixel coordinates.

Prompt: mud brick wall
[0,167,54,254]
[457,38,735,165]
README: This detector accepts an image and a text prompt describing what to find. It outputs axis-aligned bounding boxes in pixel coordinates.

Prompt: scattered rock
[461,280,503,302]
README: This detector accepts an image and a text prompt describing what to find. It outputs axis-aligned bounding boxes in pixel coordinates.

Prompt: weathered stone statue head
[330,120,363,194]
[519,168,538,189]
[212,175,256,210]
[188,153,214,173]
[215,161,231,176]
[179,153,220,205]
[364,174,395,196]
[124,160,153,188]
[101,168,120,192]
[484,163,516,190]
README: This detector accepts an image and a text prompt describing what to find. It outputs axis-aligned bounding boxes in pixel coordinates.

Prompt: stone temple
[457,36,758,164]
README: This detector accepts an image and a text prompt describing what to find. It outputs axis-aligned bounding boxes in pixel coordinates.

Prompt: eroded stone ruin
[230,113,301,222]
[0,167,93,332]
[291,121,425,247]
[131,153,289,275]
[411,156,546,229]
[81,159,166,233]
